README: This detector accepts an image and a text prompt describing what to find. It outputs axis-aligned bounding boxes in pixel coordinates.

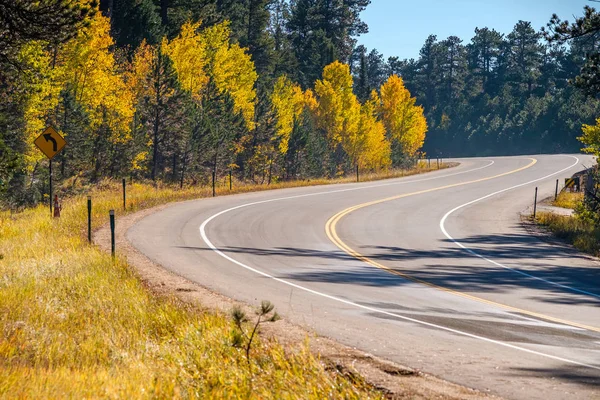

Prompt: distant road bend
[129,155,600,400]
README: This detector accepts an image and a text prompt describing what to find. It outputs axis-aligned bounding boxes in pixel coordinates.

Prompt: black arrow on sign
[43,132,57,151]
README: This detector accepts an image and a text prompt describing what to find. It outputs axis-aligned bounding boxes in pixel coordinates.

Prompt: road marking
[326,155,600,334]
[440,155,600,300]
[199,157,600,371]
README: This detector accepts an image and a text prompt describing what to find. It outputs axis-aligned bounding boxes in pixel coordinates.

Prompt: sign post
[49,159,53,215]
[109,210,115,258]
[87,196,92,243]
[34,126,67,216]
[533,187,538,220]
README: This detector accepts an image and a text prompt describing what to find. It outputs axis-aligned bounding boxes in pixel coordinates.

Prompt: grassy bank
[552,191,584,209]
[536,190,599,257]
[0,165,447,398]
[536,212,600,256]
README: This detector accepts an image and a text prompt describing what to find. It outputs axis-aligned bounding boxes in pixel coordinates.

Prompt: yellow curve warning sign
[34,126,66,160]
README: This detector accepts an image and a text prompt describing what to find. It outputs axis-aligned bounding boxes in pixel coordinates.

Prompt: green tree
[544,6,600,97]
[506,21,543,97]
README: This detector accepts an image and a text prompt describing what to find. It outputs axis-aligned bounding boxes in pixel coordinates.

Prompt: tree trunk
[267,159,273,185]
[212,143,219,197]
[180,150,188,189]
[151,112,159,181]
[151,56,162,182]
[160,0,169,27]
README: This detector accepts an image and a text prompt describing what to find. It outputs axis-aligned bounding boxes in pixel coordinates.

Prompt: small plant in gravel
[232,301,281,372]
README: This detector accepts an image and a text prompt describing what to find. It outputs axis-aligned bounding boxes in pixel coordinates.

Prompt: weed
[552,191,584,209]
[536,212,600,256]
[231,301,280,373]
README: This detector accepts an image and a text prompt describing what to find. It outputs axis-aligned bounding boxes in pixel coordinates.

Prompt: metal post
[109,210,115,258]
[428,158,431,168]
[533,187,538,220]
[229,169,232,190]
[49,159,53,216]
[122,178,126,211]
[356,164,359,182]
[437,158,440,169]
[87,196,92,243]
[212,169,216,197]
[555,179,559,201]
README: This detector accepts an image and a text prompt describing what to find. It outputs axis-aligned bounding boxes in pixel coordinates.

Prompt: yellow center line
[325,158,600,333]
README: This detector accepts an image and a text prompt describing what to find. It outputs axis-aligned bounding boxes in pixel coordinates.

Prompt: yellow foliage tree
[379,74,427,158]
[357,92,391,169]
[581,118,600,156]
[19,12,135,170]
[314,61,361,154]
[161,21,208,101]
[59,12,134,142]
[271,75,305,154]
[202,21,257,130]
[19,41,63,167]
[124,40,156,171]
[126,40,155,100]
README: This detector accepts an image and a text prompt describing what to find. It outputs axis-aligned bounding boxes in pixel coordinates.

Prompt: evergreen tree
[506,21,543,97]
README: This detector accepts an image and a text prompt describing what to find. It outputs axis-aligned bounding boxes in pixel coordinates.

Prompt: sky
[358,0,592,60]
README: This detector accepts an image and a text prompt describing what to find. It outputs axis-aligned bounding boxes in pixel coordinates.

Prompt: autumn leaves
[273,62,427,172]
[21,12,426,183]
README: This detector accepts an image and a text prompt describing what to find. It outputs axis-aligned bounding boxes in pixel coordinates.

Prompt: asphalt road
[129,155,600,399]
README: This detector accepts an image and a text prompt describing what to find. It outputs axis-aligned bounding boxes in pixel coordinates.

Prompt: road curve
[128,155,600,399]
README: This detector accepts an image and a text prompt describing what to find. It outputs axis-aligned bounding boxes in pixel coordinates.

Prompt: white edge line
[199,157,600,371]
[440,155,600,299]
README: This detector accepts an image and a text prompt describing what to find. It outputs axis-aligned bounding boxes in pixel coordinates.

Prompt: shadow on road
[508,365,600,388]
[177,229,600,305]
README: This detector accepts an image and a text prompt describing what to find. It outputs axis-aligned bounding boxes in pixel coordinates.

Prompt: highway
[128,155,599,399]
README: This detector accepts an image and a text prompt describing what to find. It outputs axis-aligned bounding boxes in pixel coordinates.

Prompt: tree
[506,21,543,97]
[581,117,600,156]
[0,0,96,63]
[544,6,600,97]
[268,0,296,77]
[288,0,370,88]
[357,91,390,169]
[469,27,503,94]
[271,75,306,155]
[58,12,135,178]
[366,48,386,94]
[203,21,258,130]
[416,35,440,110]
[200,79,246,194]
[162,21,209,100]
[314,61,361,163]
[438,36,467,102]
[379,74,427,163]
[100,0,162,49]
[144,46,183,181]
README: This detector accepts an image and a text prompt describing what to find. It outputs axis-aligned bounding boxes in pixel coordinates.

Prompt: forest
[0,0,599,209]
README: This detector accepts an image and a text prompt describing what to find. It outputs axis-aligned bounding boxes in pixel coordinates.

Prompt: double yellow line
[325,158,600,333]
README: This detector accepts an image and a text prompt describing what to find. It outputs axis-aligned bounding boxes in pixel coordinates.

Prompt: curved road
[129,155,600,399]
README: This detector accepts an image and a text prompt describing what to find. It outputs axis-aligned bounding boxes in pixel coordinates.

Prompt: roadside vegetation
[536,189,600,257]
[0,163,446,398]
[536,212,600,257]
[552,191,584,209]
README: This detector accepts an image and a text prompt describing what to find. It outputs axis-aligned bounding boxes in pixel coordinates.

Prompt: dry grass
[552,191,584,209]
[535,212,600,257]
[0,164,450,398]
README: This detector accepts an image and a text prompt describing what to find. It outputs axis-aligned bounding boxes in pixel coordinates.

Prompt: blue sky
[358,0,592,60]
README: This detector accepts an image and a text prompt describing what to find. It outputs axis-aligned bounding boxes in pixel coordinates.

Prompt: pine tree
[506,21,543,97]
